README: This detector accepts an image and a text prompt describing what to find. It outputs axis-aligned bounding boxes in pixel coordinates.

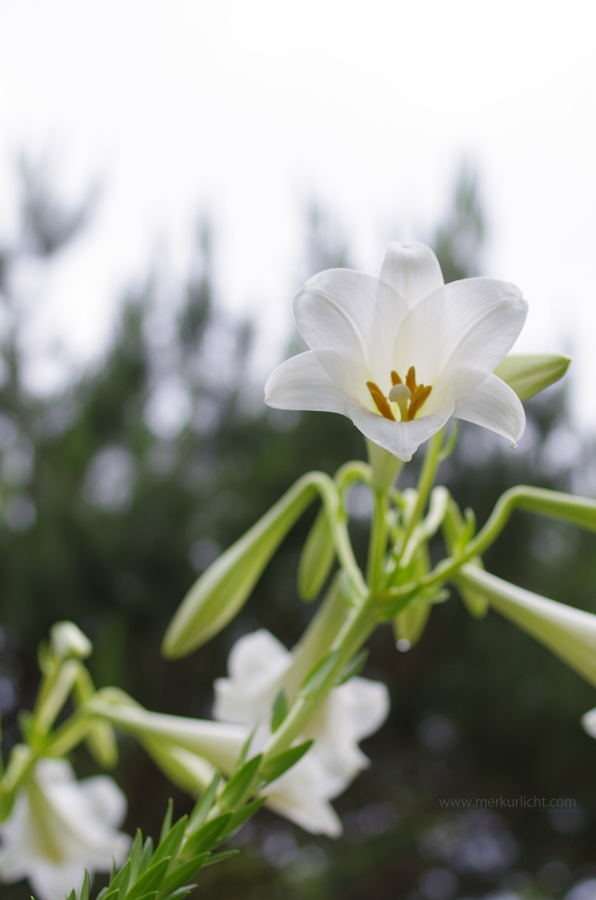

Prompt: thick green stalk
[367,490,389,588]
[398,429,444,558]
[261,595,377,762]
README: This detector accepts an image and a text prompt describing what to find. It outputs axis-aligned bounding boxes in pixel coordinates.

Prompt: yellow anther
[405,366,417,395]
[367,381,395,421]
[407,384,432,420]
[367,366,432,422]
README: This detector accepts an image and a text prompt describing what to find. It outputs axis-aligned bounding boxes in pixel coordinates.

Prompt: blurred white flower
[214,629,390,837]
[0,758,130,900]
[265,242,527,461]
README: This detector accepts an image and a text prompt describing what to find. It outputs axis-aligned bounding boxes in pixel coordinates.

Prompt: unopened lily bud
[163,473,336,657]
[393,603,431,650]
[88,689,248,775]
[298,507,335,601]
[494,353,570,401]
[457,564,596,687]
[50,622,92,661]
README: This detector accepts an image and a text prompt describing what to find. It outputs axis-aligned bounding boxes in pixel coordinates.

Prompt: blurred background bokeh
[1,3,596,899]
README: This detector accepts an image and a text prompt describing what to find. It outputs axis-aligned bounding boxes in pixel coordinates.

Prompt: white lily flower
[0,758,130,900]
[265,242,528,460]
[214,629,390,837]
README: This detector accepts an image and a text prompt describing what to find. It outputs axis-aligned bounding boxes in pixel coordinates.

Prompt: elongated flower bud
[457,565,596,687]
[494,353,570,401]
[297,507,335,601]
[87,689,247,774]
[163,472,340,657]
[50,622,92,661]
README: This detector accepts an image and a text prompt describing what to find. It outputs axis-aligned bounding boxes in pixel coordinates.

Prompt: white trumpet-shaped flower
[265,242,528,460]
[0,758,130,900]
[214,629,390,837]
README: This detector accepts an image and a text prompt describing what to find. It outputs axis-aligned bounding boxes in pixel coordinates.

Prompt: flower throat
[367,367,432,422]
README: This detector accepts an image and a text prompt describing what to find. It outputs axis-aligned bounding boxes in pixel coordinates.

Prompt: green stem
[380,484,596,604]
[262,594,377,762]
[367,490,388,588]
[398,429,444,558]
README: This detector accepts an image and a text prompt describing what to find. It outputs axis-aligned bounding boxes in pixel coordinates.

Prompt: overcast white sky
[1,0,595,427]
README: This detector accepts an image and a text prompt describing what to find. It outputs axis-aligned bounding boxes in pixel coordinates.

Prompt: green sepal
[260,740,314,785]
[218,754,262,811]
[270,689,288,733]
[298,507,335,601]
[494,353,570,401]
[337,649,369,685]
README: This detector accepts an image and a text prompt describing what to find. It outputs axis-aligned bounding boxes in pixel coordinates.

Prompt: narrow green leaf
[66,891,77,900]
[187,773,220,835]
[203,849,240,866]
[101,889,120,900]
[139,837,154,877]
[260,741,314,785]
[109,858,131,894]
[125,858,169,900]
[337,649,368,685]
[297,507,335,601]
[152,815,187,867]
[157,853,210,894]
[128,829,144,883]
[219,754,262,811]
[160,890,193,900]
[129,893,158,900]
[159,799,174,845]
[79,871,90,900]
[181,813,233,858]
[224,797,267,837]
[270,689,288,733]
[300,650,340,696]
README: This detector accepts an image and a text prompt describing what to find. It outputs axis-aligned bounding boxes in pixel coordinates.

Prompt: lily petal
[293,269,379,367]
[439,277,528,394]
[264,351,346,414]
[379,242,444,306]
[393,277,527,402]
[454,374,526,446]
[348,402,454,462]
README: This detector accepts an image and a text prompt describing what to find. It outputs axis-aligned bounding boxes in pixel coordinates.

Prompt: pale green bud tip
[494,354,571,402]
[50,621,92,660]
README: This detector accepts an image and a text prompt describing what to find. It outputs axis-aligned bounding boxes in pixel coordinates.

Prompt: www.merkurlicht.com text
[439,797,576,810]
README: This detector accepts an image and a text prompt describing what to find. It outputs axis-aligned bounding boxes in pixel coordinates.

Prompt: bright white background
[0,1,595,425]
